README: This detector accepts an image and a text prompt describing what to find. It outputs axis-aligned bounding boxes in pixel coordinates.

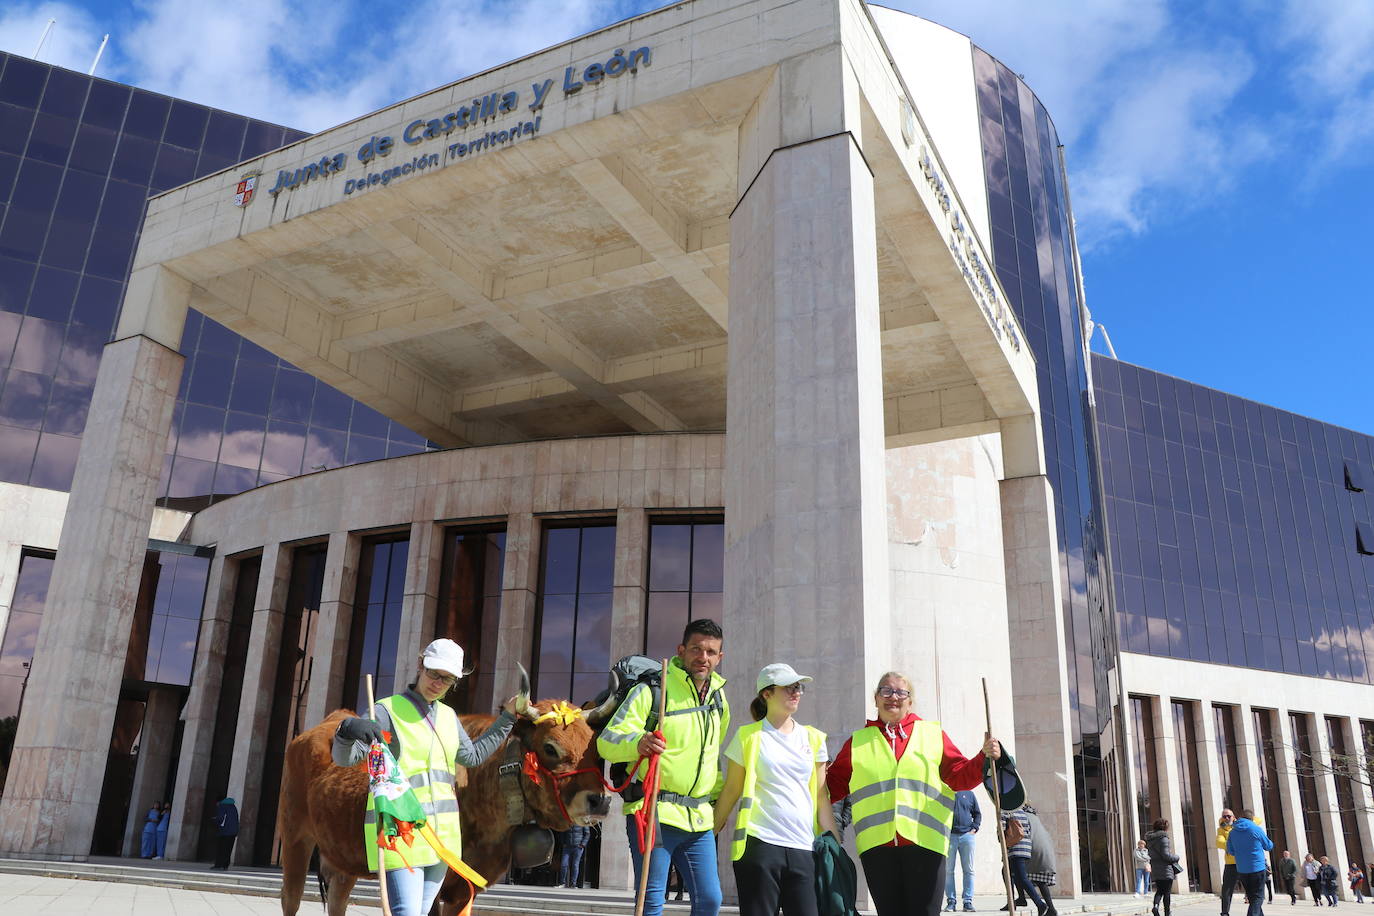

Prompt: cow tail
[316,868,329,914]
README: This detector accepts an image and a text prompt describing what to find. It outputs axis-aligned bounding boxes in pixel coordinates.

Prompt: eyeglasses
[779,683,805,695]
[425,670,458,687]
[877,686,911,699]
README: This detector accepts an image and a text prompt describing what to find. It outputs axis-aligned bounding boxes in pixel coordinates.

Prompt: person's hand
[983,733,1002,759]
[338,716,385,745]
[638,731,666,757]
[501,695,520,716]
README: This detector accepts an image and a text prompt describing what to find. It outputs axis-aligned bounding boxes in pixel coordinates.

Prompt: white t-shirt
[725,720,829,851]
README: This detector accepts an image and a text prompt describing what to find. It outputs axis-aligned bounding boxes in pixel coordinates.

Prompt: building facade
[0,0,1368,900]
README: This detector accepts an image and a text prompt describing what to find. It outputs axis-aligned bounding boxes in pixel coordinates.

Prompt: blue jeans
[626,815,722,916]
[946,831,977,906]
[560,843,586,886]
[385,861,447,916]
[1137,868,1152,894]
[1240,870,1266,916]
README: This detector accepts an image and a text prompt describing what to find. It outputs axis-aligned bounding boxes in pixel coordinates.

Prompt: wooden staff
[984,677,1015,916]
[634,658,671,916]
[367,674,393,916]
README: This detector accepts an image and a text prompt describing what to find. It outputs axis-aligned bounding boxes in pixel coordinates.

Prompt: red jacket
[827,713,985,847]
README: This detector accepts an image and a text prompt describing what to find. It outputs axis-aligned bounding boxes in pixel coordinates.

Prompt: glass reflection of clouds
[645,521,723,661]
[533,524,615,703]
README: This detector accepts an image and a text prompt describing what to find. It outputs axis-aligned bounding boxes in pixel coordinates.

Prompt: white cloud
[1275,0,1374,165]
[0,2,106,73]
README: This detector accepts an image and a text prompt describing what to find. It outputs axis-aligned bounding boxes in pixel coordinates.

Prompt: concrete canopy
[129,0,1039,465]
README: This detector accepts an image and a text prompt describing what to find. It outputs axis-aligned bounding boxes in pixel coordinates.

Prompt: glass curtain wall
[1326,717,1368,873]
[1172,700,1209,891]
[1253,709,1290,869]
[1130,696,1161,834]
[0,548,54,793]
[343,535,409,713]
[645,519,723,659]
[533,523,614,703]
[1095,355,1374,683]
[434,527,505,715]
[198,554,258,859]
[1290,712,1328,856]
[971,45,1119,889]
[1213,705,1244,811]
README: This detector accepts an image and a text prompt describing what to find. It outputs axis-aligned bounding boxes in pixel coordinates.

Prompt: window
[0,548,55,784]
[1290,712,1327,856]
[1357,522,1374,556]
[343,534,410,712]
[1253,709,1288,873]
[434,527,505,713]
[1325,717,1367,875]
[533,523,614,703]
[1172,701,1210,891]
[1346,461,1366,492]
[1130,696,1161,834]
[1213,704,1244,811]
[645,519,723,659]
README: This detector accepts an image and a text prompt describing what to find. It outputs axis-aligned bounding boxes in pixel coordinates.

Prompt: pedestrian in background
[210,797,239,870]
[1347,864,1365,904]
[945,789,981,912]
[1135,840,1153,896]
[1279,851,1298,904]
[558,825,588,888]
[1022,803,1057,916]
[1219,810,1241,916]
[1304,855,1323,905]
[1146,818,1180,916]
[139,803,159,858]
[1226,808,1273,916]
[1000,806,1047,916]
[154,801,170,859]
[1319,858,1339,907]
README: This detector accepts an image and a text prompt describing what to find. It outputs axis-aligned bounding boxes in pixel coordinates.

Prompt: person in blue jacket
[945,790,981,912]
[154,801,171,859]
[140,804,160,858]
[1227,809,1274,916]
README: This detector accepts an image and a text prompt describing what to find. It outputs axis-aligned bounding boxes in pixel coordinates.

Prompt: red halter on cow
[277,660,618,916]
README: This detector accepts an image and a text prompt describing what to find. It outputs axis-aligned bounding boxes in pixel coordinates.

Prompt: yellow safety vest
[847,721,955,856]
[364,695,465,871]
[729,720,826,860]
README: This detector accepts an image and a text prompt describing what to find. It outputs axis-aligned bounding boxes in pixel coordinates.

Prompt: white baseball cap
[756,662,813,692]
[421,639,465,677]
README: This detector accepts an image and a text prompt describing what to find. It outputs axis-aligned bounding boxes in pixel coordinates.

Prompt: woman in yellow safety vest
[826,671,1002,916]
[332,638,520,916]
[714,663,839,916]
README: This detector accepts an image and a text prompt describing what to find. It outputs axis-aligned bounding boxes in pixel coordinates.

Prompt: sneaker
[946,905,957,912]
[965,905,977,912]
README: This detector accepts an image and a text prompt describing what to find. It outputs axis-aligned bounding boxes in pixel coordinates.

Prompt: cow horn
[585,670,620,727]
[516,663,533,718]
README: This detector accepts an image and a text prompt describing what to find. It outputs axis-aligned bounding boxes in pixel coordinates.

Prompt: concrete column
[1153,696,1187,891]
[0,540,25,644]
[120,687,182,856]
[304,531,361,725]
[494,513,540,696]
[1271,709,1310,879]
[394,520,443,679]
[1198,697,1231,889]
[225,541,291,864]
[1332,717,1374,879]
[1235,705,1265,817]
[1312,715,1350,897]
[999,475,1082,894]
[0,265,189,858]
[724,129,889,734]
[597,506,649,892]
[167,552,238,859]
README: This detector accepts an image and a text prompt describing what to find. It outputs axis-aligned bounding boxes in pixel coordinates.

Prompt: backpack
[593,655,664,802]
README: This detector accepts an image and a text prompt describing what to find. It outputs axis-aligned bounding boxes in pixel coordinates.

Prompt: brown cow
[278,675,617,916]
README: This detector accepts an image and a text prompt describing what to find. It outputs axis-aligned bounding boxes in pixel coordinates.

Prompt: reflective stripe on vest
[729,721,825,861]
[847,721,955,856]
[364,695,465,871]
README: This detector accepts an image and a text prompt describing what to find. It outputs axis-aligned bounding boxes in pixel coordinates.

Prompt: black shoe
[1152,907,1161,916]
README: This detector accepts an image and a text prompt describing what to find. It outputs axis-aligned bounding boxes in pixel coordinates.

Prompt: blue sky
[4,0,1370,435]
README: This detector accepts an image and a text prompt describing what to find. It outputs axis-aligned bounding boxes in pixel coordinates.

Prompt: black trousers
[1154,877,1174,915]
[1223,864,1239,915]
[1282,876,1296,902]
[734,836,817,916]
[860,843,945,916]
[212,834,236,869]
